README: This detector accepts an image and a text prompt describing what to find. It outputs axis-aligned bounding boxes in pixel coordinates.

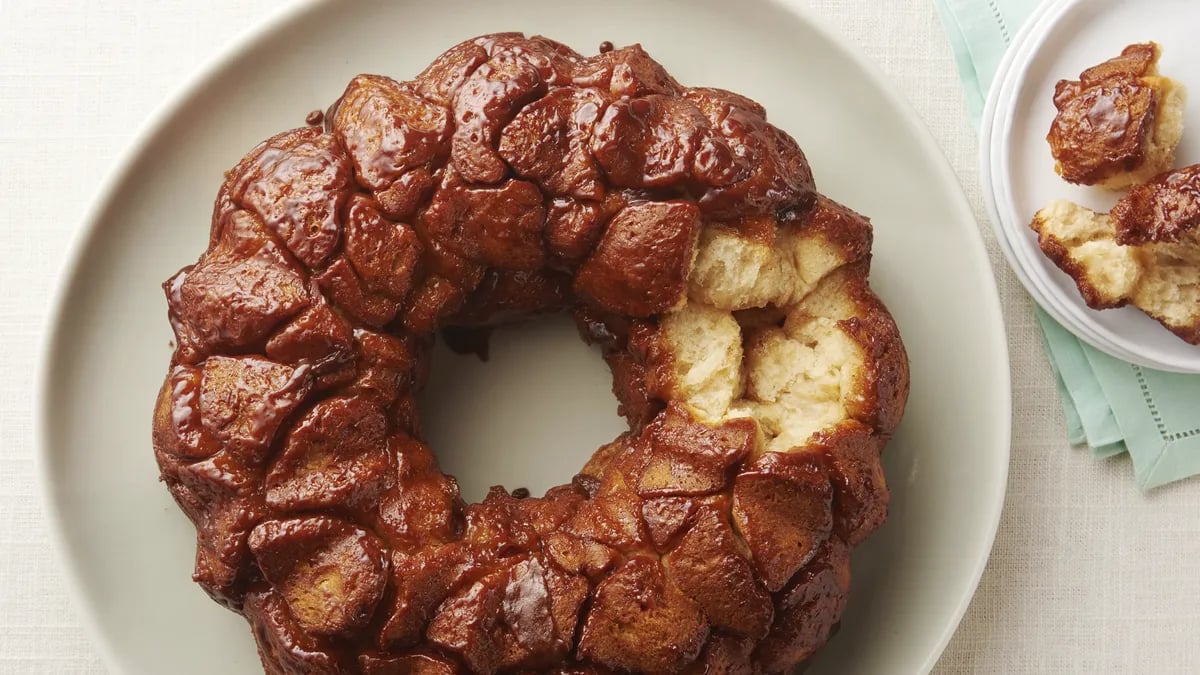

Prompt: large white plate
[982,0,1200,373]
[36,1,1010,673]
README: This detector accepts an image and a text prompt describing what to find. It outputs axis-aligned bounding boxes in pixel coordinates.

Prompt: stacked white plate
[982,0,1200,373]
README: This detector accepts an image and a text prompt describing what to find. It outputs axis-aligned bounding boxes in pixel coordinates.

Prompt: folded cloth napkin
[934,0,1200,489]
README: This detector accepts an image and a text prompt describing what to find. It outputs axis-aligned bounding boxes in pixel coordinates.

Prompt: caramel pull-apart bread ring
[1048,42,1186,190]
[1031,164,1200,345]
[153,33,909,674]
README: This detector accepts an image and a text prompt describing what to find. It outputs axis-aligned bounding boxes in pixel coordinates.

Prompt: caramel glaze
[1113,163,1200,245]
[154,33,899,674]
[1048,43,1160,185]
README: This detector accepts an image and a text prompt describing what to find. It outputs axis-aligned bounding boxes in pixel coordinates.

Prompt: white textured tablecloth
[3,1,1199,673]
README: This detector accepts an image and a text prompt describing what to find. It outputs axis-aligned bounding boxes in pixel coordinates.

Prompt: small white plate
[36,1,1011,673]
[993,0,1181,368]
[982,0,1200,373]
[984,6,1150,366]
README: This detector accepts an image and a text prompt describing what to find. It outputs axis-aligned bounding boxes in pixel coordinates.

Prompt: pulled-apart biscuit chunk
[1048,42,1186,189]
[1032,183,1200,344]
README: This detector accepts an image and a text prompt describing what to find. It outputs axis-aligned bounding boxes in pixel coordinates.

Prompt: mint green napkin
[934,0,1200,489]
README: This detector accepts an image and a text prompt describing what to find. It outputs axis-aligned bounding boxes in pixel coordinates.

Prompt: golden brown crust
[1031,196,1200,346]
[820,264,910,437]
[153,33,909,674]
[791,196,874,267]
[1047,42,1184,188]
[1163,319,1200,346]
[1112,163,1200,245]
[1030,209,1132,310]
[574,200,701,316]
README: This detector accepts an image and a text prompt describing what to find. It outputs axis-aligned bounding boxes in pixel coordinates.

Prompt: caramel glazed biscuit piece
[153,33,910,674]
[1031,164,1200,345]
[1047,42,1187,190]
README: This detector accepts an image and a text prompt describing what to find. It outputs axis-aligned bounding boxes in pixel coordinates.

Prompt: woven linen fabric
[3,1,1200,673]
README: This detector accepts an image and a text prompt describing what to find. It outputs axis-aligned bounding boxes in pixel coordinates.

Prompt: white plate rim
[33,1,1013,672]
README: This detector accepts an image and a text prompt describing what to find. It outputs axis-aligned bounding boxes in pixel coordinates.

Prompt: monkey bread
[153,33,909,674]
